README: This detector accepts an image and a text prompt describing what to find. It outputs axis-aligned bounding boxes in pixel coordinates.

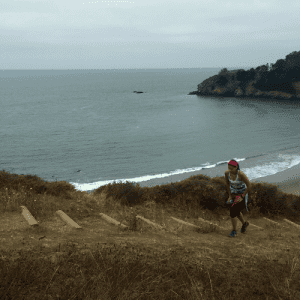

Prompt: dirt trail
[1,210,300,267]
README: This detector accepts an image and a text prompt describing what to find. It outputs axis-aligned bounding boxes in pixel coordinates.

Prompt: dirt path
[1,210,300,268]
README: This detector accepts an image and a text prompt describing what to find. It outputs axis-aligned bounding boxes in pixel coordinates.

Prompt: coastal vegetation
[190,50,300,100]
[1,169,300,299]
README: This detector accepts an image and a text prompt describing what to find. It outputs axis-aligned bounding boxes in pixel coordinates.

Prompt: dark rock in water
[188,91,201,95]
[133,91,144,93]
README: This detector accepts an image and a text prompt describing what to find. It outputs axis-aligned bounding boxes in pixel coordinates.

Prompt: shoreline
[87,163,300,196]
[251,163,300,195]
[136,163,300,196]
[188,90,300,100]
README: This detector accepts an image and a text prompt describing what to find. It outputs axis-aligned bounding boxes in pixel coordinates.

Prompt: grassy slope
[0,169,300,299]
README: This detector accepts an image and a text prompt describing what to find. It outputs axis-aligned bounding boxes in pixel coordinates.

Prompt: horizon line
[0,67,254,71]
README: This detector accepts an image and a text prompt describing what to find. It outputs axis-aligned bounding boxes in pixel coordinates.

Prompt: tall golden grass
[0,169,300,299]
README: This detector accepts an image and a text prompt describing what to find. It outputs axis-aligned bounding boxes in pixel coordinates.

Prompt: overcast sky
[1,0,300,70]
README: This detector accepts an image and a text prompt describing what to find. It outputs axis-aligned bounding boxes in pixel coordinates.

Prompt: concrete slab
[283,218,300,229]
[136,215,166,230]
[99,213,129,230]
[171,216,204,230]
[20,206,39,226]
[55,210,82,229]
[263,217,288,229]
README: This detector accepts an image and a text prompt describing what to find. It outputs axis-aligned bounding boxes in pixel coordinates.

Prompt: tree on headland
[196,50,300,99]
[215,74,229,87]
[218,68,229,75]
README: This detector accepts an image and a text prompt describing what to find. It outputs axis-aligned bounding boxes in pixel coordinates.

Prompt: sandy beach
[251,163,300,196]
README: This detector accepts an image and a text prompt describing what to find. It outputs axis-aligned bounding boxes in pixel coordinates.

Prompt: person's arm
[225,172,232,197]
[226,184,232,197]
[240,172,251,199]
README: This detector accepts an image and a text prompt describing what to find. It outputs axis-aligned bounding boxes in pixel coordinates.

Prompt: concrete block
[247,223,264,230]
[263,217,288,229]
[136,215,166,230]
[55,210,82,229]
[171,216,204,230]
[283,218,300,229]
[20,206,39,226]
[99,213,128,230]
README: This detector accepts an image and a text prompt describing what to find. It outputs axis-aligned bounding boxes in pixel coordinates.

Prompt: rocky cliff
[189,77,300,100]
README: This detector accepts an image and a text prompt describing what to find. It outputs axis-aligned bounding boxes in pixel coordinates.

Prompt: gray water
[1,68,300,192]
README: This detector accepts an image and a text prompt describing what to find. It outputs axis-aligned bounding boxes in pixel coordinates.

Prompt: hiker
[225,159,251,237]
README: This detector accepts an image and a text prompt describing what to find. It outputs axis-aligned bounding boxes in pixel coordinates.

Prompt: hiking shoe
[229,230,237,237]
[241,221,249,233]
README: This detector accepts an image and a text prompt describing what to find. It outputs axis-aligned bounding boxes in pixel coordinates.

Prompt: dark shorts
[230,198,246,218]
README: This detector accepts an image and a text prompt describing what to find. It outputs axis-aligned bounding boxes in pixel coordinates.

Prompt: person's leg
[230,203,238,231]
[230,200,246,232]
[231,217,238,231]
[237,212,246,225]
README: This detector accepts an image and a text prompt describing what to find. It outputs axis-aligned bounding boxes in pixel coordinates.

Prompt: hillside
[189,50,300,100]
[1,169,300,299]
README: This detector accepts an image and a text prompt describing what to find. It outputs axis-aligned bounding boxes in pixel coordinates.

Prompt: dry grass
[0,169,300,299]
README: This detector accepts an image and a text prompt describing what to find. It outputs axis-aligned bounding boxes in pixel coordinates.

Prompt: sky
[1,0,300,70]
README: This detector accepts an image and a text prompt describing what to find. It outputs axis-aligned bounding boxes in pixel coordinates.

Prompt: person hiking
[225,159,251,237]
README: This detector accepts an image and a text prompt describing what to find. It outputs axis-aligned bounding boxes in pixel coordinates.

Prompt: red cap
[228,160,238,167]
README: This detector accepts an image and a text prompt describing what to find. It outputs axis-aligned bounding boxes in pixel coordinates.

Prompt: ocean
[1,68,300,194]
